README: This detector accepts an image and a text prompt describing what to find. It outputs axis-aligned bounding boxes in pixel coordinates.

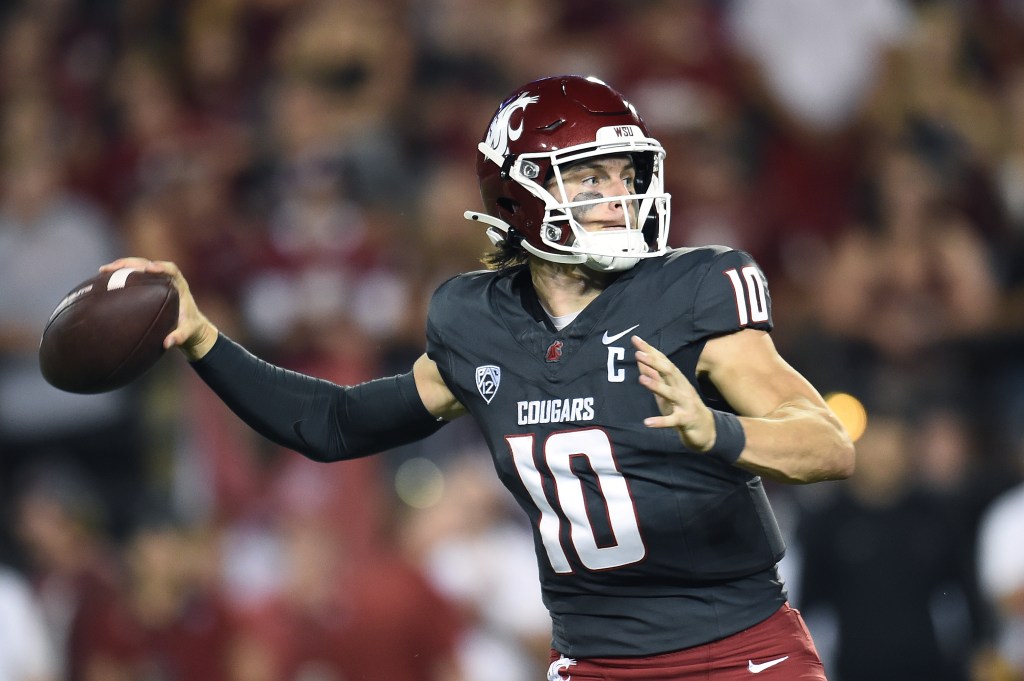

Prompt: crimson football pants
[547,603,827,681]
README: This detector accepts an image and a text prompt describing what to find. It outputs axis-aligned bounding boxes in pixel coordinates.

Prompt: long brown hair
[480,239,528,270]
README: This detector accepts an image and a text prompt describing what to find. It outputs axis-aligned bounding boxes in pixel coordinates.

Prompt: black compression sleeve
[190,334,446,462]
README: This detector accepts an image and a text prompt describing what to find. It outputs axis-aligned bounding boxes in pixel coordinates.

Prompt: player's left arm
[635,331,855,484]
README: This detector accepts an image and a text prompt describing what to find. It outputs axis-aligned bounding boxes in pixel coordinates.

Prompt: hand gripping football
[39,267,179,394]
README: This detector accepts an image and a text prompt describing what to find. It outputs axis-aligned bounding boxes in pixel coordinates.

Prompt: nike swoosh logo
[748,656,789,673]
[602,324,639,345]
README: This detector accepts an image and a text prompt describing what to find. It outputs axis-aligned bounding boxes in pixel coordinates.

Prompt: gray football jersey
[425,246,787,656]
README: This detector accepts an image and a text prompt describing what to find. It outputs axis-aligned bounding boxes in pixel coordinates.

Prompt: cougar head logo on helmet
[483,93,539,157]
[465,75,671,272]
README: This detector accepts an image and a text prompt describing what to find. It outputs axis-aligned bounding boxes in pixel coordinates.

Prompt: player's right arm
[99,258,466,461]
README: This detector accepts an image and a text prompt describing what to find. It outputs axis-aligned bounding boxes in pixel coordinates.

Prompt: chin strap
[465,211,512,247]
[465,210,632,269]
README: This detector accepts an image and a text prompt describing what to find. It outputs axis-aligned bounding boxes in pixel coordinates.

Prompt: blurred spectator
[872,2,1003,166]
[726,0,911,285]
[0,93,144,553]
[414,158,493,282]
[101,48,253,214]
[965,0,1024,89]
[977,437,1024,677]
[870,0,1012,272]
[71,512,239,681]
[263,0,414,203]
[661,129,763,260]
[238,1,420,359]
[914,401,1016,518]
[815,140,999,364]
[797,415,987,681]
[993,62,1024,330]
[241,199,414,358]
[111,41,263,324]
[12,464,122,681]
[180,0,261,121]
[402,456,550,681]
[0,566,58,681]
[232,514,465,681]
[728,0,910,135]
[403,58,508,165]
[410,0,579,88]
[166,365,390,607]
[612,0,738,138]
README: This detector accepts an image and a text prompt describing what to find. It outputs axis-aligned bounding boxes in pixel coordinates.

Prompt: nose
[608,179,631,212]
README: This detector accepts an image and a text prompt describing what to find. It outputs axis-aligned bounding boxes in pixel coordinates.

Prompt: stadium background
[0,0,1023,679]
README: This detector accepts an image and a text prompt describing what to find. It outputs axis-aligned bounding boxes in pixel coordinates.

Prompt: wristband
[708,410,745,464]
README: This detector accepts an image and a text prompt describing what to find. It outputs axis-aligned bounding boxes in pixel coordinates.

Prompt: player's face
[549,156,639,231]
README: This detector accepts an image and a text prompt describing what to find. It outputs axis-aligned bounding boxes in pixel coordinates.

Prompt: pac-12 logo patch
[475,365,501,404]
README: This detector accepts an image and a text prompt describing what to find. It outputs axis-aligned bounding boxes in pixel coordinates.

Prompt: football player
[103,75,854,680]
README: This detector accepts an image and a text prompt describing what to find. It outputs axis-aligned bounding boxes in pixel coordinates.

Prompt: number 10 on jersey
[507,428,646,573]
[724,266,769,326]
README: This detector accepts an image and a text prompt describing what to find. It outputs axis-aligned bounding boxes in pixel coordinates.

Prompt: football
[39,268,179,394]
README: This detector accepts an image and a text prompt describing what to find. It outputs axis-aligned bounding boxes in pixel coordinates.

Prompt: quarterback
[103,75,854,680]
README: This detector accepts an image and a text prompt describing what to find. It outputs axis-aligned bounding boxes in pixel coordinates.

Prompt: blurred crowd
[0,0,1023,679]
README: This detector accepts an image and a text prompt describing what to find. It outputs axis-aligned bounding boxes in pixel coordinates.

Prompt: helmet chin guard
[577,229,649,272]
[469,76,671,272]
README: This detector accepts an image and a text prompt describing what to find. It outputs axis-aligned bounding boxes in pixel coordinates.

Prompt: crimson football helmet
[465,75,670,271]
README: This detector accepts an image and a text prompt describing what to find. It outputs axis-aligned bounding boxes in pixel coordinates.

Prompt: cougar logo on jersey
[483,93,538,157]
[476,365,501,404]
